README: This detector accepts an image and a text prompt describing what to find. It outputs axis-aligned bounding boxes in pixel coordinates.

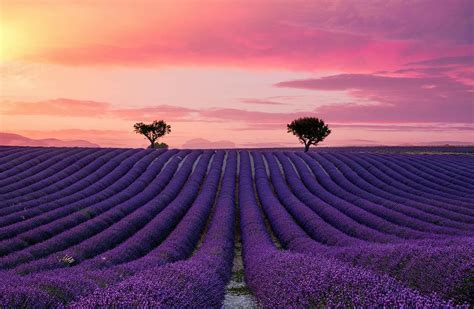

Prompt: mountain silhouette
[0,133,100,148]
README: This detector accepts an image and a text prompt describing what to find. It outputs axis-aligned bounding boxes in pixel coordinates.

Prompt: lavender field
[0,146,473,307]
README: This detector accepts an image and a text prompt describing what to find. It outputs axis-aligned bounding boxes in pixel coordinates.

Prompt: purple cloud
[306,0,474,43]
[275,74,474,123]
[406,55,474,66]
[405,55,474,67]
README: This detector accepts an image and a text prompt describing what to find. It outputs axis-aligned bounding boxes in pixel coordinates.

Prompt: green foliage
[149,142,169,149]
[233,269,245,283]
[133,120,171,148]
[287,117,331,152]
[228,285,252,296]
[40,285,72,304]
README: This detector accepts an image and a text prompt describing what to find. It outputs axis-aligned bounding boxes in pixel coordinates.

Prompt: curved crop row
[0,149,121,203]
[0,148,70,181]
[0,151,237,307]
[307,152,474,220]
[0,147,471,307]
[0,150,187,267]
[0,148,87,189]
[356,153,474,201]
[276,152,454,237]
[7,150,198,273]
[70,151,237,307]
[238,151,452,308]
[381,154,474,191]
[0,149,153,235]
[296,152,474,232]
[328,238,474,304]
[236,152,473,303]
[319,152,473,209]
[340,153,474,210]
[0,149,141,217]
[401,154,474,185]
[259,152,400,243]
[253,151,360,246]
[425,154,474,174]
[0,146,41,166]
[0,149,106,199]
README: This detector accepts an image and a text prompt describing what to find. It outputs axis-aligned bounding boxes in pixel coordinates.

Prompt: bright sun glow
[0,21,31,61]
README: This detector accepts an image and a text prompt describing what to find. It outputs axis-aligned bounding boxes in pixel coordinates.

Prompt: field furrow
[0,146,472,307]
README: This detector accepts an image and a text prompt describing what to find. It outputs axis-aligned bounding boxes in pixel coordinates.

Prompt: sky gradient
[1,0,473,148]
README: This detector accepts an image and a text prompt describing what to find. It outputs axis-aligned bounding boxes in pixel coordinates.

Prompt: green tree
[133,120,171,149]
[287,117,331,152]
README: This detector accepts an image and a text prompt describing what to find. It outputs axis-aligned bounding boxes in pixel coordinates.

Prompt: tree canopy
[133,120,171,148]
[287,117,331,152]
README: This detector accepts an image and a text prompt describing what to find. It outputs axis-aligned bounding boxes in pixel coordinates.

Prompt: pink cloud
[330,123,474,132]
[309,0,473,44]
[390,67,454,77]
[199,108,298,125]
[457,71,474,80]
[406,55,474,67]
[4,94,473,128]
[31,26,404,71]
[3,94,473,148]
[276,74,474,123]
[238,98,288,106]
[110,105,197,121]
[11,1,470,71]
[2,98,111,117]
[1,99,197,122]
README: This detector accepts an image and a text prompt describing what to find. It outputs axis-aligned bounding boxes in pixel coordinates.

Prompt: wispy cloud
[330,123,474,132]
[405,55,474,67]
[4,95,473,128]
[1,98,111,117]
[1,99,198,121]
[275,74,474,123]
[238,98,288,106]
[7,1,472,70]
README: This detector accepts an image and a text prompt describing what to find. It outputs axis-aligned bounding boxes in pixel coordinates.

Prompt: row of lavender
[0,146,472,306]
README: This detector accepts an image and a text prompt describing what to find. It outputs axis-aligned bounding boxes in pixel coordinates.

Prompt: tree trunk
[304,143,310,152]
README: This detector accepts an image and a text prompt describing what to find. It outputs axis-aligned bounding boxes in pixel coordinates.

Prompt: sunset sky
[1,0,473,148]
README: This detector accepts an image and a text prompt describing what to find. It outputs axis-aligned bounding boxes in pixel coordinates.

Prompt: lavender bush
[0,146,472,307]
